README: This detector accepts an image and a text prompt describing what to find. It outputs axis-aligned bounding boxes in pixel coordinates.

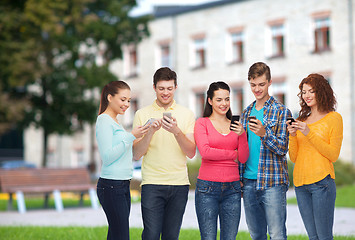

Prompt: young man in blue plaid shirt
[240,62,291,240]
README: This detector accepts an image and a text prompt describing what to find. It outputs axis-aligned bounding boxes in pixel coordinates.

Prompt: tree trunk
[42,129,48,167]
[88,124,96,174]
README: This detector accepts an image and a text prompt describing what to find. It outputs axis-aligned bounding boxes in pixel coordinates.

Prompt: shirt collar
[152,99,176,111]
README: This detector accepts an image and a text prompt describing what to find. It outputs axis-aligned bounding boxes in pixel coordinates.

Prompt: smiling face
[208,89,230,116]
[107,88,131,115]
[249,73,271,103]
[301,83,317,108]
[154,80,176,108]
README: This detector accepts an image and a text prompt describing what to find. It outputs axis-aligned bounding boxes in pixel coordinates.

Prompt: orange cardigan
[289,112,343,187]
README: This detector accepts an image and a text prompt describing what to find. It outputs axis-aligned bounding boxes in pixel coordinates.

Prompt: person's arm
[288,135,298,163]
[236,132,249,164]
[162,116,196,159]
[133,119,162,160]
[194,119,238,160]
[299,114,343,162]
[96,118,135,165]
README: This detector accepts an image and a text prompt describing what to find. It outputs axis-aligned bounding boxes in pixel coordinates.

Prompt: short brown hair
[153,67,177,87]
[248,62,271,81]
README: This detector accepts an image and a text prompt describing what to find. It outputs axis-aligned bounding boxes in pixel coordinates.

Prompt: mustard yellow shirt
[289,112,343,187]
[133,100,195,185]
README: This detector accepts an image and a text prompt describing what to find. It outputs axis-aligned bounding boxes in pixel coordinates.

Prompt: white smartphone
[143,118,155,127]
[163,112,172,122]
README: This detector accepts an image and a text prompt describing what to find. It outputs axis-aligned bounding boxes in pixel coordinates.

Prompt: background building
[24,0,355,172]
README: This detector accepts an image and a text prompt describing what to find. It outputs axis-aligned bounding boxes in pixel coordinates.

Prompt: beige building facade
[25,0,355,170]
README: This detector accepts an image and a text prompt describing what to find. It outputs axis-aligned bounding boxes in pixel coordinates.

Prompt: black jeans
[97,178,131,240]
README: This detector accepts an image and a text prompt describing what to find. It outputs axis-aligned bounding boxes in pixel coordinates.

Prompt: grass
[0,227,354,240]
[287,185,355,208]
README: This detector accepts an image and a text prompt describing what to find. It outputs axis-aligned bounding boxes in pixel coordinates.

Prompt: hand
[131,124,151,138]
[148,119,162,133]
[230,121,245,136]
[248,119,266,137]
[293,120,310,136]
[161,116,180,135]
[287,120,297,137]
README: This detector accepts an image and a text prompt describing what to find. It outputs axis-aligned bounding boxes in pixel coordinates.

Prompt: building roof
[154,0,246,18]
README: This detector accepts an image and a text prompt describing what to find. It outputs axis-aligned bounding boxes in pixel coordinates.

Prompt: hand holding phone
[230,115,240,130]
[143,118,155,127]
[163,112,172,123]
[248,116,257,124]
[287,117,295,124]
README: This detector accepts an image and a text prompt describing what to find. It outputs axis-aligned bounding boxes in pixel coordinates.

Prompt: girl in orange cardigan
[287,73,343,240]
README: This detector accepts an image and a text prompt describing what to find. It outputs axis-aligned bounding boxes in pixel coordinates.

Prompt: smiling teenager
[95,81,150,240]
[132,67,196,240]
[194,81,249,240]
[287,73,343,240]
[240,62,292,240]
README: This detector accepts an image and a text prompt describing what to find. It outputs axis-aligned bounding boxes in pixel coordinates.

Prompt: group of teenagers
[95,62,343,240]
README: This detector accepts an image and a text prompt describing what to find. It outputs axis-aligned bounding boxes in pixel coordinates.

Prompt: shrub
[187,158,201,189]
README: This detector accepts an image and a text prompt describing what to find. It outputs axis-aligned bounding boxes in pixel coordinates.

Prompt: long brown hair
[98,81,130,115]
[297,73,336,121]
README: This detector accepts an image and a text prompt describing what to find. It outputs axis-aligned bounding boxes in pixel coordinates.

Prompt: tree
[0,0,150,167]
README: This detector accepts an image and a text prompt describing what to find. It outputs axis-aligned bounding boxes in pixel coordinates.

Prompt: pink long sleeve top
[194,117,249,182]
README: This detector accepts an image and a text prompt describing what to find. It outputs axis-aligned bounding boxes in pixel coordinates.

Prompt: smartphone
[248,116,257,123]
[163,112,172,123]
[230,115,240,130]
[143,118,155,127]
[287,117,295,124]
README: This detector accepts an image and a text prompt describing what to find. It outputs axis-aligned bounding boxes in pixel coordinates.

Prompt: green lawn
[1,227,354,240]
[287,185,355,208]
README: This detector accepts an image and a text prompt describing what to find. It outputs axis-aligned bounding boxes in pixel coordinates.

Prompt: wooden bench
[0,168,99,213]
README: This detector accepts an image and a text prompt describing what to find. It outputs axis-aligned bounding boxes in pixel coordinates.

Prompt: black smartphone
[287,117,295,124]
[248,116,257,123]
[230,115,240,130]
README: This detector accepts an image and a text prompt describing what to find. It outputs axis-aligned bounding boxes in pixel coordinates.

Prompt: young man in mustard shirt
[133,67,196,240]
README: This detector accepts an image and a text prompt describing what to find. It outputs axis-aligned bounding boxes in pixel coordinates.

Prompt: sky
[130,0,220,16]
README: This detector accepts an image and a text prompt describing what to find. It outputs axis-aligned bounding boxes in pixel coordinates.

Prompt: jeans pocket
[315,175,331,188]
[196,186,211,194]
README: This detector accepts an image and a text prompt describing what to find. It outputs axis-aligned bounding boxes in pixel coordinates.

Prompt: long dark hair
[203,81,232,120]
[297,73,336,121]
[98,81,131,115]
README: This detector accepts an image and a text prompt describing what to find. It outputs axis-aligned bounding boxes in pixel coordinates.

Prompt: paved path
[1,190,355,236]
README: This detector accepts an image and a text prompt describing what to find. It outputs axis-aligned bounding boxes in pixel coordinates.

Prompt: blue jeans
[242,179,287,240]
[141,184,189,240]
[96,178,131,240]
[195,179,242,240]
[295,175,336,240]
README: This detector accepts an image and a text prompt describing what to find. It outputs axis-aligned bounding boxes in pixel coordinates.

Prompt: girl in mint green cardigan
[96,81,149,240]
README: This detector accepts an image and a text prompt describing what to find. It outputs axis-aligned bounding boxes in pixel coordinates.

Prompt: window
[231,87,244,115]
[228,31,244,63]
[195,92,205,118]
[270,24,285,58]
[123,45,138,78]
[314,17,331,52]
[160,44,171,67]
[270,77,286,104]
[191,35,206,69]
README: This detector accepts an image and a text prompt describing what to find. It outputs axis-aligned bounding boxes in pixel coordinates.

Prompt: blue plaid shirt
[240,96,291,190]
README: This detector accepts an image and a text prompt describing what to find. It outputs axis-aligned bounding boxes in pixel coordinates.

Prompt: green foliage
[0,0,150,166]
[187,158,201,189]
[334,160,355,186]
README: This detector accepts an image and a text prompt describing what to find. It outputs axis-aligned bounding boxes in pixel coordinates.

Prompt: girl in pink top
[194,81,249,240]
